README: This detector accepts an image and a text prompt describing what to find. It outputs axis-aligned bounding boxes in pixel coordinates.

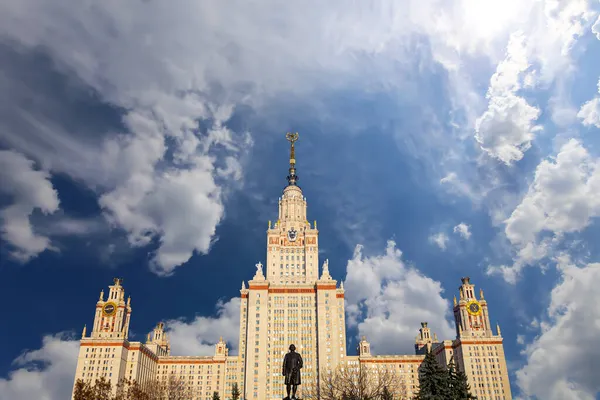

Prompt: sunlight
[462,0,528,40]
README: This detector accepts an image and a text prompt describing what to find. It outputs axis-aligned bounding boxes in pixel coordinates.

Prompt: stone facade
[72,134,512,400]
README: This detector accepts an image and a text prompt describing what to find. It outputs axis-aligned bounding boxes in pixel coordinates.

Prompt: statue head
[289,344,296,352]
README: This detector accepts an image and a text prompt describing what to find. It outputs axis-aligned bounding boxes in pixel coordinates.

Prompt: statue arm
[298,354,303,369]
[282,354,288,375]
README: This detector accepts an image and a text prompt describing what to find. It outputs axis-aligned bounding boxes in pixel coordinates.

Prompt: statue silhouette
[282,344,303,400]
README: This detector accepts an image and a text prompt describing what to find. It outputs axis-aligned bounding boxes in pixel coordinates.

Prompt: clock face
[467,300,481,316]
[288,228,298,242]
[102,302,116,316]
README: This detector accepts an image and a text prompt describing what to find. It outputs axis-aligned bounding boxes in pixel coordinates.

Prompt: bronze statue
[282,344,303,400]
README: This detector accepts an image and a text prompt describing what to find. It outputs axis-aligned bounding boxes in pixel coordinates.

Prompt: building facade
[72,134,512,400]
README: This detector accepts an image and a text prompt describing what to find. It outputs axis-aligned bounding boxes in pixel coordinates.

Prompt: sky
[0,1,599,399]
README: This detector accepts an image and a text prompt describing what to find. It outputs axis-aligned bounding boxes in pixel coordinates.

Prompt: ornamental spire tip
[285,132,299,186]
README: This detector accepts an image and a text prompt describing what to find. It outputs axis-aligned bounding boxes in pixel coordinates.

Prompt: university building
[72,134,512,400]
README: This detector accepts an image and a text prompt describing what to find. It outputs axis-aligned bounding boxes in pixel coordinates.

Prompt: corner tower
[453,276,493,338]
[451,277,512,400]
[91,278,131,339]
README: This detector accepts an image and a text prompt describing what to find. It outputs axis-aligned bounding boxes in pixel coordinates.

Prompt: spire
[241,281,246,290]
[82,325,87,338]
[497,323,502,336]
[127,296,131,306]
[480,288,485,300]
[99,290,104,302]
[340,281,344,290]
[285,132,299,186]
[453,295,457,306]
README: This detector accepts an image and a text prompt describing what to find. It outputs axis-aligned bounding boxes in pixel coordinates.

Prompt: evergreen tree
[212,391,221,400]
[448,357,477,400]
[414,350,451,400]
[231,382,240,400]
[381,385,393,400]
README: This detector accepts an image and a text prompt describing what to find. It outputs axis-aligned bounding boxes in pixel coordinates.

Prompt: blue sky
[1,1,600,399]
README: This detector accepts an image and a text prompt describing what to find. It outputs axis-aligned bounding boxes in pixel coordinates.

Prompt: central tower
[238,133,347,400]
[266,132,320,284]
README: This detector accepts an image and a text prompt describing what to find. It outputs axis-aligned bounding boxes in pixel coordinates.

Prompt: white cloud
[453,222,472,240]
[475,32,541,165]
[516,261,600,400]
[343,241,454,355]
[531,0,598,83]
[166,298,241,356]
[429,232,450,250]
[0,333,79,400]
[488,139,600,283]
[0,0,596,272]
[0,150,60,262]
[440,172,480,203]
[505,139,600,246]
[578,79,600,128]
[593,15,600,40]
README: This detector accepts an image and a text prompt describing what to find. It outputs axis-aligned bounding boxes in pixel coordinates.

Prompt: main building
[72,134,512,400]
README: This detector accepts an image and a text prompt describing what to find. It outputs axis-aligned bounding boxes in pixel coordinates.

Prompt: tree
[231,382,240,400]
[74,375,193,400]
[73,378,114,400]
[73,379,94,400]
[414,350,451,400]
[447,358,476,400]
[304,364,403,400]
[114,379,151,400]
[381,385,393,400]
[212,390,221,400]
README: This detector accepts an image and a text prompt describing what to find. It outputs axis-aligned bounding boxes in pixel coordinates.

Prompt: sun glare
[462,0,528,40]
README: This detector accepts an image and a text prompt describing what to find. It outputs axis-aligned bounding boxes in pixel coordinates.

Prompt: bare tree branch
[303,364,409,400]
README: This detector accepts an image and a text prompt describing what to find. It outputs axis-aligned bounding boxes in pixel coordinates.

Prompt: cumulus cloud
[578,79,600,128]
[0,150,60,262]
[453,222,471,240]
[0,0,595,276]
[429,232,450,250]
[505,139,600,245]
[0,333,79,400]
[96,115,242,275]
[516,261,600,400]
[166,298,241,356]
[475,32,541,165]
[343,241,454,354]
[488,139,600,283]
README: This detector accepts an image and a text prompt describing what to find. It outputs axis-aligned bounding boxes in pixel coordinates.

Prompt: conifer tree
[448,357,477,400]
[212,390,221,400]
[414,350,451,400]
[231,382,240,400]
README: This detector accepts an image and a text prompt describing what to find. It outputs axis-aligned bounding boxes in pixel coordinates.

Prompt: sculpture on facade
[282,344,303,400]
